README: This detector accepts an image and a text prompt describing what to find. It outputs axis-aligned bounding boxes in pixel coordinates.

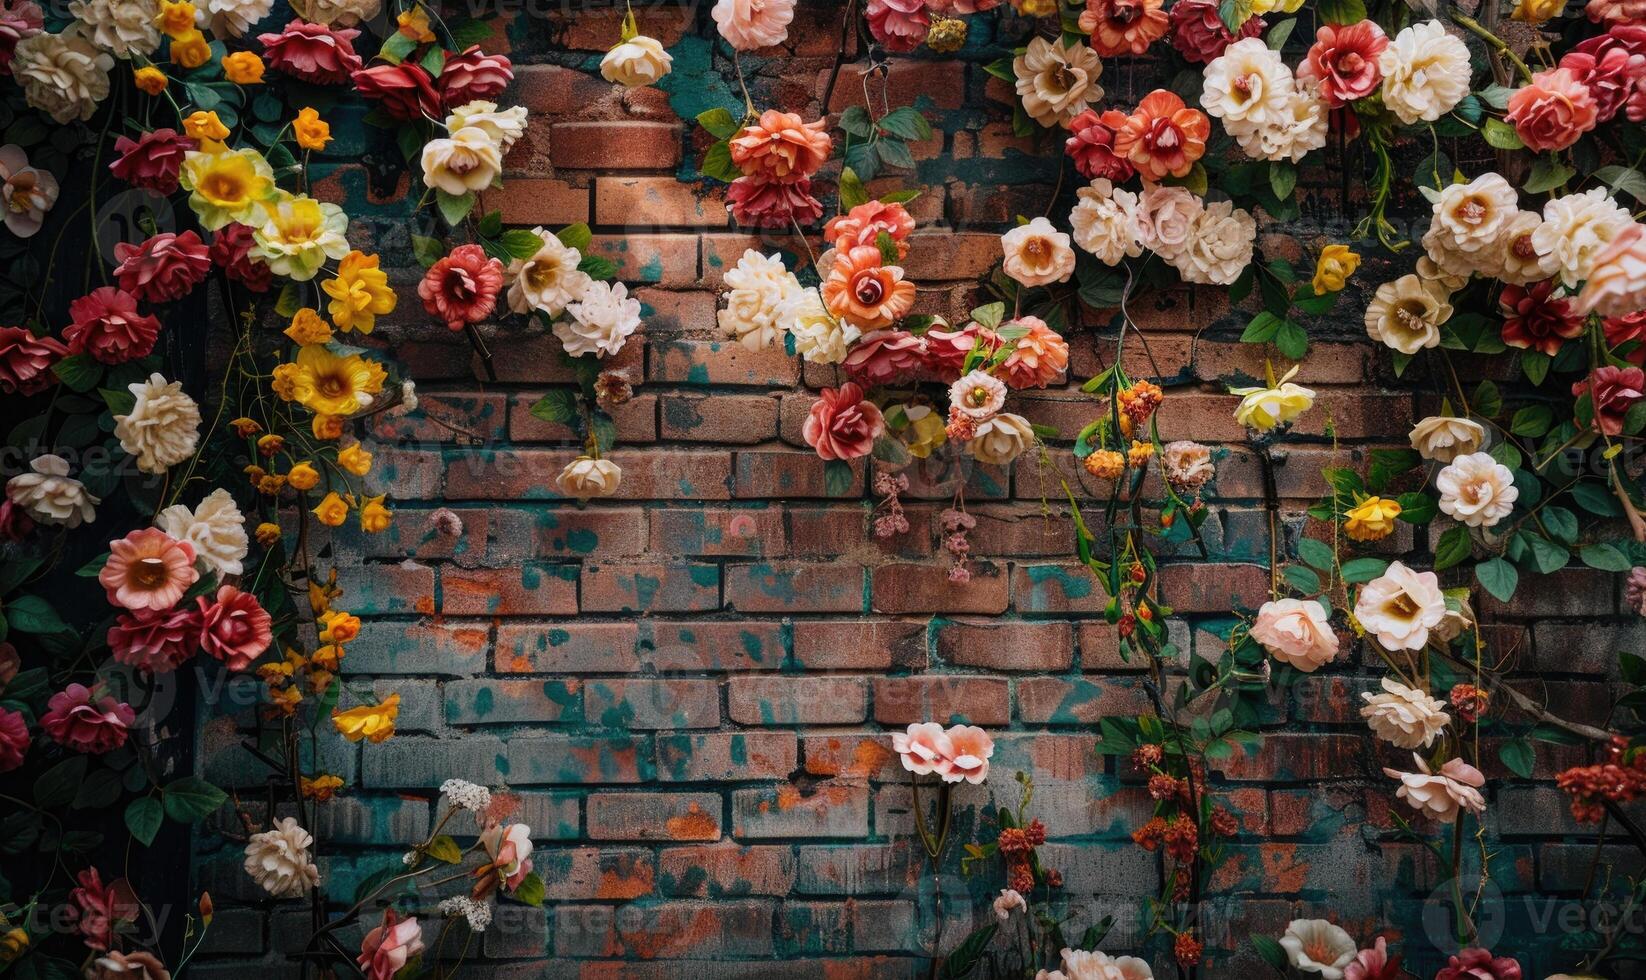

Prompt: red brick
[478,178,589,226]
[585,679,721,729]
[735,450,865,498]
[871,562,1008,614]
[634,287,717,332]
[648,508,787,558]
[368,391,507,444]
[801,734,902,782]
[727,676,869,725]
[649,339,800,387]
[725,562,866,613]
[872,676,1011,726]
[732,784,870,839]
[495,623,642,673]
[596,177,729,228]
[657,844,797,897]
[1016,677,1152,724]
[441,564,578,616]
[586,792,722,841]
[792,620,925,670]
[444,449,733,500]
[586,233,700,286]
[507,391,657,444]
[656,732,798,782]
[1158,563,1272,612]
[1010,563,1108,614]
[550,121,682,170]
[538,847,656,901]
[936,619,1072,671]
[660,394,779,444]
[647,621,788,671]
[581,562,721,613]
[821,61,966,111]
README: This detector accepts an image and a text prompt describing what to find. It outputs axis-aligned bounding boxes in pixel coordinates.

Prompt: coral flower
[999,317,1069,389]
[802,382,886,461]
[729,109,832,181]
[197,585,273,671]
[108,606,199,673]
[821,245,916,330]
[939,724,994,784]
[1299,21,1389,107]
[727,175,824,228]
[1080,0,1168,56]
[824,200,916,254]
[867,0,930,52]
[358,908,423,980]
[892,722,954,776]
[1113,90,1210,181]
[64,287,161,364]
[100,527,198,612]
[843,328,927,386]
[1064,108,1136,181]
[1507,67,1599,152]
[419,243,505,331]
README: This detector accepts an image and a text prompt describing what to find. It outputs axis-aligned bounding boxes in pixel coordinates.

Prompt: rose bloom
[1384,753,1487,823]
[1070,178,1143,267]
[1434,949,1522,980]
[556,455,621,498]
[1361,677,1451,749]
[824,200,915,255]
[1496,279,1581,356]
[1250,598,1338,672]
[712,0,795,50]
[100,527,198,612]
[0,706,28,771]
[1298,21,1388,107]
[0,0,42,74]
[1364,274,1451,355]
[1001,217,1076,288]
[803,383,885,461]
[1506,67,1598,152]
[64,286,160,364]
[0,325,65,395]
[478,822,534,893]
[109,128,194,196]
[841,329,930,387]
[601,34,672,87]
[969,412,1034,465]
[419,244,504,331]
[867,0,930,52]
[1573,365,1646,435]
[999,316,1069,388]
[730,109,832,181]
[1561,32,1646,122]
[1172,200,1255,285]
[258,20,362,85]
[1080,0,1168,57]
[1014,36,1105,128]
[1169,0,1259,63]
[1588,0,1646,27]
[822,245,916,330]
[727,174,824,228]
[109,606,199,673]
[1579,222,1646,318]
[1354,561,1445,652]
[113,230,210,303]
[1379,20,1471,124]
[197,584,273,671]
[420,125,503,196]
[1608,309,1646,363]
[1113,89,1210,181]
[1065,108,1137,181]
[351,62,441,121]
[209,222,272,293]
[439,45,511,106]
[921,323,988,381]
[42,683,135,754]
[940,725,994,784]
[1409,415,1485,462]
[1135,183,1201,259]
[358,908,423,980]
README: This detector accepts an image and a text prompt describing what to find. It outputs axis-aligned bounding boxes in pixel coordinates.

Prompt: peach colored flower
[940,724,994,784]
[1384,753,1486,823]
[729,109,832,181]
[478,822,534,892]
[1354,561,1446,652]
[1579,222,1646,318]
[1114,90,1209,181]
[824,200,916,255]
[821,245,916,330]
[100,527,198,612]
[892,721,953,776]
[999,316,1070,389]
[1080,0,1168,56]
[358,908,423,980]
[1250,598,1338,672]
[712,0,794,50]
[1506,67,1598,151]
[1001,217,1076,288]
[803,383,885,461]
[1298,21,1388,106]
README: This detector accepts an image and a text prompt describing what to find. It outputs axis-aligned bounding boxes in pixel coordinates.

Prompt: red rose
[727,175,824,228]
[109,606,200,674]
[63,287,160,364]
[803,383,885,461]
[1299,21,1389,106]
[259,19,362,85]
[41,683,135,755]
[1499,279,1582,356]
[196,585,272,672]
[209,222,272,293]
[108,129,195,196]
[1168,0,1259,63]
[843,328,926,386]
[0,324,66,394]
[113,230,211,303]
[1606,309,1646,364]
[1434,949,1521,980]
[437,45,513,106]
[866,0,930,52]
[1064,108,1137,182]
[1574,365,1646,435]
[353,61,442,121]
[0,707,26,772]
[1506,66,1599,152]
[418,243,505,331]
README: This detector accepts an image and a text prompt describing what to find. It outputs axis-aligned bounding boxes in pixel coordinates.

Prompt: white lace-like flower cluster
[438,896,493,931]
[439,779,493,813]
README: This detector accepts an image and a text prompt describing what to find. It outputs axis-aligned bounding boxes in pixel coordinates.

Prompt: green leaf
[971,302,1006,330]
[1296,537,1335,571]
[1598,164,1646,205]
[938,923,999,980]
[99,386,136,416]
[823,460,855,497]
[838,106,875,139]
[1498,739,1535,779]
[1274,320,1308,360]
[1240,311,1282,344]
[274,281,302,318]
[1315,0,1365,22]
[1581,542,1632,572]
[871,435,911,466]
[698,140,742,182]
[695,107,741,140]
[529,389,579,425]
[1481,118,1524,150]
[1395,492,1437,524]
[498,229,545,260]
[437,190,476,227]
[162,776,228,823]
[1526,534,1569,574]
[838,166,869,209]
[73,769,123,809]
[1268,161,1297,201]
[875,138,916,171]
[1572,480,1622,516]
[411,233,444,269]
[1476,557,1519,603]
[1282,564,1321,594]
[1622,651,1646,686]
[878,106,933,141]
[1252,934,1290,971]
[52,354,102,393]
[1434,525,1472,571]
[556,222,593,253]
[1340,557,1389,583]
[1509,405,1553,438]
[125,797,164,847]
[1217,0,1254,32]
[1525,155,1575,194]
[34,757,88,809]
[513,871,545,907]
[4,595,65,634]
[426,834,463,863]
[1477,84,1515,109]
[377,30,417,64]
[578,255,619,280]
[1264,17,1296,49]
[1472,380,1503,419]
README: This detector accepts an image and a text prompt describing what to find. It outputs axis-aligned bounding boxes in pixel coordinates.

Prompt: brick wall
[189,4,1635,976]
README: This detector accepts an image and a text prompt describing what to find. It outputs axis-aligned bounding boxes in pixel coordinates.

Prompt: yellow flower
[255,521,282,546]
[397,6,435,41]
[1345,495,1402,542]
[901,405,947,459]
[286,461,320,490]
[1127,439,1155,468]
[243,463,266,485]
[155,0,196,37]
[284,307,333,345]
[223,51,264,84]
[359,495,392,533]
[319,609,361,644]
[1512,0,1564,21]
[133,65,168,95]
[257,473,287,496]
[333,693,400,743]
[1312,244,1361,295]
[309,571,340,616]
[288,344,387,416]
[230,416,262,437]
[0,927,28,964]
[266,684,302,716]
[1251,0,1304,12]
[312,490,348,526]
[180,146,276,230]
[1010,0,1059,14]
[293,106,331,151]
[300,774,345,802]
[251,192,351,282]
[1231,364,1315,432]
[170,29,210,69]
[1083,449,1125,480]
[312,414,344,440]
[271,362,299,401]
[310,643,343,670]
[337,443,372,476]
[322,251,397,333]
[256,433,285,457]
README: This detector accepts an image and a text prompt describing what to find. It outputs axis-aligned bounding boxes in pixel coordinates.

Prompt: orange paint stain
[665,802,719,840]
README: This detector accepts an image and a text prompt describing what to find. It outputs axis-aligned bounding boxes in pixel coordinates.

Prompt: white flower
[439,778,493,813]
[6,454,99,528]
[114,373,202,475]
[1384,753,1486,823]
[1361,677,1451,749]
[1230,365,1314,431]
[1278,919,1357,979]
[390,379,418,417]
[1057,948,1154,980]
[600,34,672,87]
[506,229,590,317]
[157,488,248,576]
[12,28,113,124]
[0,144,60,239]
[558,280,641,358]
[1409,415,1485,463]
[1422,173,1520,276]
[1534,187,1633,287]
[1580,222,1646,318]
[1001,217,1076,288]
[68,0,158,58]
[251,195,350,282]
[1236,84,1327,162]
[421,126,503,197]
[243,817,320,898]
[1364,274,1452,355]
[1134,184,1201,260]
[1354,561,1446,652]
[785,288,859,364]
[445,101,529,153]
[289,0,376,25]
[204,0,274,37]
[1013,36,1104,128]
[1162,440,1214,492]
[1379,20,1472,124]
[1491,210,1559,286]
[1069,179,1142,267]
[1171,200,1255,286]
[1201,37,1295,133]
[949,370,1008,421]
[438,896,493,932]
[1414,254,1469,292]
[993,888,1026,922]
[968,413,1034,465]
[718,249,801,351]
[556,455,621,499]
[1435,451,1518,528]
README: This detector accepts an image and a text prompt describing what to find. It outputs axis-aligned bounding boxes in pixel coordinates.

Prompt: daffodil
[287,345,386,416]
[322,251,397,333]
[251,193,350,281]
[333,693,399,743]
[180,146,276,230]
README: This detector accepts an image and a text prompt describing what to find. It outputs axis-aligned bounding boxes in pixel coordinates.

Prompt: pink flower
[712,0,795,51]
[998,317,1069,389]
[926,0,1003,9]
[1434,948,1522,980]
[824,200,916,255]
[1065,108,1138,181]
[1251,597,1339,671]
[109,129,195,197]
[1384,753,1487,823]
[419,244,504,331]
[1299,21,1388,107]
[1563,28,1646,121]
[101,527,198,611]
[210,223,272,293]
[1579,221,1646,319]
[68,869,138,949]
[109,606,200,674]
[42,684,136,755]
[940,724,994,784]
[1588,0,1646,27]
[1506,67,1599,152]
[0,325,66,395]
[923,323,989,382]
[1606,308,1646,364]
[0,706,27,772]
[259,20,363,85]
[892,722,954,775]
[358,908,424,980]
[1343,937,1403,980]
[0,0,43,73]
[438,46,512,106]
[803,383,885,460]
[1627,565,1646,615]
[1574,365,1646,435]
[0,641,16,689]
[479,822,534,892]
[1499,279,1582,355]
[196,585,273,671]
[63,287,161,365]
[727,175,824,228]
[113,230,211,303]
[352,62,442,121]
[0,499,33,542]
[1168,0,1260,64]
[842,328,926,386]
[867,0,930,52]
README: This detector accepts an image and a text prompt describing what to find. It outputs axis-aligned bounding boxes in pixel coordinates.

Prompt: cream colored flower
[1069,179,1142,266]
[558,280,641,358]
[1171,200,1255,286]
[1001,217,1076,288]
[445,101,529,153]
[1492,210,1559,286]
[1235,84,1327,163]
[1433,592,1476,643]
[1134,184,1201,260]
[1230,366,1314,431]
[1250,598,1338,672]
[1384,753,1486,823]
[251,194,350,282]
[1534,187,1633,287]
[1057,949,1154,980]
[785,288,859,364]
[1578,222,1646,318]
[993,889,1026,922]
[505,229,589,316]
[1354,561,1446,652]
[0,144,59,239]
[1279,920,1356,979]
[556,455,621,498]
[718,249,801,351]
[289,0,375,23]
[205,0,275,37]
[157,488,248,576]
[1409,415,1485,463]
[1379,21,1471,124]
[601,34,672,88]
[1414,254,1469,292]
[244,817,320,898]
[1200,37,1295,134]
[114,373,201,475]
[949,370,1008,421]
[1013,36,1104,128]
[1361,677,1450,749]
[1422,173,1520,277]
[968,412,1034,465]
[1436,451,1518,528]
[68,0,159,58]
[1162,440,1214,492]
[13,28,113,124]
[421,126,503,197]
[1364,274,1452,355]
[5,454,99,528]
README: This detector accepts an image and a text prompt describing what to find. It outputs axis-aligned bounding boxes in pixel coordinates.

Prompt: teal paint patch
[688,565,718,587]
[473,686,494,718]
[738,630,765,664]
[686,363,710,384]
[547,628,571,646]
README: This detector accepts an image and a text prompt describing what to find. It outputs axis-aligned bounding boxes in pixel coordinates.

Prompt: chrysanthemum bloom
[1573,365,1646,435]
[867,0,930,52]
[180,146,276,230]
[419,244,504,331]
[113,230,210,303]
[1579,221,1646,318]
[711,0,794,50]
[101,527,198,612]
[803,383,885,461]
[42,684,135,754]
[1064,108,1136,181]
[968,413,1034,464]
[1080,0,1168,56]
[1378,20,1471,124]
[197,585,273,671]
[556,455,622,498]
[1280,920,1358,979]
[114,373,201,474]
[1001,217,1076,288]
[998,317,1069,388]
[1354,561,1445,651]
[324,250,397,331]
[1345,495,1401,541]
[1384,754,1487,823]
[351,62,441,120]
[438,45,511,105]
[1013,35,1104,127]
[1506,67,1598,151]
[64,287,160,364]
[358,909,423,980]
[1299,21,1388,106]
[824,200,916,255]
[0,325,65,395]
[1499,279,1582,355]
[1409,415,1485,463]
[730,109,832,182]
[1113,90,1209,181]
[939,725,994,784]
[727,174,824,228]
[1364,274,1452,354]
[244,817,321,897]
[1168,0,1260,63]
[288,344,387,416]
[258,20,361,85]
[1250,598,1337,671]
[843,328,926,385]
[822,246,915,330]
[1361,678,1451,748]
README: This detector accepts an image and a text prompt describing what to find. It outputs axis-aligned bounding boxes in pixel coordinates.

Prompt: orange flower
[133,66,168,95]
[284,307,333,345]
[169,29,210,69]
[254,522,281,547]
[728,109,832,181]
[230,416,262,437]
[293,107,331,152]
[223,51,264,84]
[319,609,360,644]
[311,414,344,441]
[1080,0,1168,56]
[397,6,435,41]
[1112,89,1210,181]
[820,245,916,331]
[300,774,344,802]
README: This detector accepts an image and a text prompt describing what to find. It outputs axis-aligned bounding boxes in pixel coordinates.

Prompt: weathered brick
[586,791,722,841]
[871,562,1009,614]
[725,562,867,613]
[549,121,683,170]
[441,564,579,616]
[596,176,729,228]
[727,676,869,725]
[936,619,1072,671]
[872,676,1011,726]
[732,784,871,839]
[584,678,721,729]
[580,561,721,613]
[656,732,799,782]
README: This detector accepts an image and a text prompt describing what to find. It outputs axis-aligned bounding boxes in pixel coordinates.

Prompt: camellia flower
[1001,217,1076,288]
[323,250,397,332]
[1013,35,1104,128]
[1279,920,1357,979]
[1384,753,1486,823]
[1069,178,1142,266]
[824,200,916,255]
[1423,172,1520,277]
[180,146,276,230]
[1579,222,1646,318]
[445,100,528,152]
[351,62,441,120]
[197,584,273,670]
[1064,108,1136,182]
[1434,949,1522,980]
[1299,21,1388,106]
[1230,365,1314,432]
[601,33,672,87]
[866,0,930,51]
[287,344,386,416]
[1250,598,1337,672]
[6,454,98,527]
[711,0,794,50]
[1573,365,1646,435]
[1409,415,1485,463]
[420,126,502,196]
[949,370,1008,421]
[12,27,113,124]
[1169,0,1260,63]
[1312,244,1359,294]
[504,231,587,317]
[1354,561,1445,652]
[785,288,860,364]
[999,317,1069,389]
[803,383,885,461]
[1506,67,1598,152]
[1080,0,1168,56]
[419,243,505,331]
[1201,38,1295,134]
[1172,200,1255,285]
[109,128,193,196]
[941,725,994,783]
[1378,20,1471,124]
[258,20,361,85]
[101,527,197,611]
[438,45,511,105]
[114,372,202,474]
[718,249,802,351]
[556,455,622,498]
[0,707,27,772]
[244,817,321,897]
[1364,274,1451,355]
[1345,495,1401,541]
[0,325,66,395]
[358,908,423,980]
[113,230,210,302]
[1361,677,1450,749]
[1499,279,1582,355]
[968,412,1035,465]
[42,684,135,754]
[730,110,831,182]
[108,606,197,673]
[65,286,160,364]
[1113,89,1209,181]
[558,279,642,357]
[1534,187,1633,287]
[844,328,925,385]
[822,246,916,330]
[0,143,56,238]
